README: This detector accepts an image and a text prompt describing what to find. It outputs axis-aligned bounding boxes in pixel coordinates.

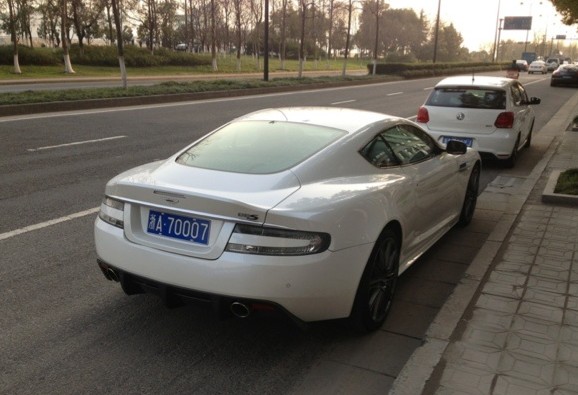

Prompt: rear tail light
[98,196,125,228]
[226,224,330,256]
[417,106,429,123]
[494,111,514,128]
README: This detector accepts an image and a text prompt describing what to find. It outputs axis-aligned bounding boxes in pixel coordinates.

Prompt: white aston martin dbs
[94,107,481,332]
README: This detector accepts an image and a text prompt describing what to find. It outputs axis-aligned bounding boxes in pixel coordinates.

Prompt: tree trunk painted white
[212,57,218,71]
[298,59,304,78]
[342,59,348,77]
[119,56,127,89]
[63,53,76,74]
[13,54,22,74]
[236,58,241,72]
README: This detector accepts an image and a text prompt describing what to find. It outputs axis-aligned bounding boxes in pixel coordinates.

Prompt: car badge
[153,190,186,202]
[456,112,465,120]
[238,212,259,221]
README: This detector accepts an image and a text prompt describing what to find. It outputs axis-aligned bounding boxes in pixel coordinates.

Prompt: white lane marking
[0,207,99,241]
[387,92,403,96]
[27,135,127,152]
[331,99,356,105]
[424,87,434,90]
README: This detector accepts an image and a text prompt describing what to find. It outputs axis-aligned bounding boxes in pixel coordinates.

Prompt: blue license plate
[147,210,211,245]
[442,136,473,147]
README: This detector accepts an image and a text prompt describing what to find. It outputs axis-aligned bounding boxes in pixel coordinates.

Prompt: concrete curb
[542,169,578,205]
[389,90,578,395]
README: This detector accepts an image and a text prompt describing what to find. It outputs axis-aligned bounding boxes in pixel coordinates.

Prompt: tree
[210,0,217,70]
[297,0,308,77]
[70,0,105,49]
[431,23,464,62]
[37,0,61,47]
[61,0,75,73]
[249,0,263,69]
[110,0,127,88]
[551,0,578,25]
[6,0,22,74]
[341,0,352,76]
[278,0,289,68]
[232,0,246,71]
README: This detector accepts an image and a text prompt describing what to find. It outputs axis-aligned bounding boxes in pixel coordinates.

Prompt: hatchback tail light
[417,106,429,123]
[494,111,514,128]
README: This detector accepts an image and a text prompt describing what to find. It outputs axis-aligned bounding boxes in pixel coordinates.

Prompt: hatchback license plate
[147,210,210,245]
[442,136,473,147]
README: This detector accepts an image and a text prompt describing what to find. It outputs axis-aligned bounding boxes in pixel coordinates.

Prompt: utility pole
[264,0,269,81]
[433,0,441,63]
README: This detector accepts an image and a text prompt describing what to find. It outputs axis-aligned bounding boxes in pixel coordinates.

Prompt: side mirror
[446,140,467,155]
[528,97,541,105]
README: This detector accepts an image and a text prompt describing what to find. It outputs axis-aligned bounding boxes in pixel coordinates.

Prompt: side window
[510,85,522,105]
[360,134,399,168]
[516,83,530,102]
[382,125,436,165]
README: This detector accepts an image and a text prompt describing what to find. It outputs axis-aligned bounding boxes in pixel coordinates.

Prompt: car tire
[504,136,520,168]
[457,163,480,227]
[524,122,534,149]
[349,227,399,333]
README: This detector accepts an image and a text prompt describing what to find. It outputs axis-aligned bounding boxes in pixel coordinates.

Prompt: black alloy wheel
[457,164,480,227]
[349,228,399,332]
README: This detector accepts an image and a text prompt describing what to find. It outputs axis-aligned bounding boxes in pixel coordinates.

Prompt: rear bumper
[424,128,518,159]
[94,217,373,323]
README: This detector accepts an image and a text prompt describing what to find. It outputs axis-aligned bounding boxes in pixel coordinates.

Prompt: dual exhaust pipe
[230,301,252,318]
[98,259,258,320]
[98,260,120,282]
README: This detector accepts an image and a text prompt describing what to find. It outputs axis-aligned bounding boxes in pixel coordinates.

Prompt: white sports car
[94,107,481,332]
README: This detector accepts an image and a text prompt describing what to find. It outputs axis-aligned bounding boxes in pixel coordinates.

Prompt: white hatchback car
[417,76,541,167]
[95,107,481,332]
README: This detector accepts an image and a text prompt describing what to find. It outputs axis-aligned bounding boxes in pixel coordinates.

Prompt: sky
[386,0,573,52]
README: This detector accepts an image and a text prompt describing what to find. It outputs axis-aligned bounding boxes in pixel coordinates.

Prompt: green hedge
[0,45,61,66]
[0,44,212,68]
[367,62,506,78]
[69,45,212,67]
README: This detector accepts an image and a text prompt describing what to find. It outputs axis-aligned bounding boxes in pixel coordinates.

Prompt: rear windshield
[176,120,346,174]
[426,87,506,110]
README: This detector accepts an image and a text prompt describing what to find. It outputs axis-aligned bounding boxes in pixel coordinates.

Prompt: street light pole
[492,0,501,62]
[433,0,441,63]
[264,0,269,81]
[497,18,503,62]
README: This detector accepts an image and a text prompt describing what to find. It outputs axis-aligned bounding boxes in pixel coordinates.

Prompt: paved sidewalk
[392,92,578,395]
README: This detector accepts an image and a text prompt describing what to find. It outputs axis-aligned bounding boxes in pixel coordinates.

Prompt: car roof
[234,107,400,134]
[434,75,513,89]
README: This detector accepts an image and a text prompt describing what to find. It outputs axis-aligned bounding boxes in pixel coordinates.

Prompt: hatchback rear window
[426,87,506,110]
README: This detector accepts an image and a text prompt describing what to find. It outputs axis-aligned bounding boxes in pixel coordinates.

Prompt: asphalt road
[1,72,573,394]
